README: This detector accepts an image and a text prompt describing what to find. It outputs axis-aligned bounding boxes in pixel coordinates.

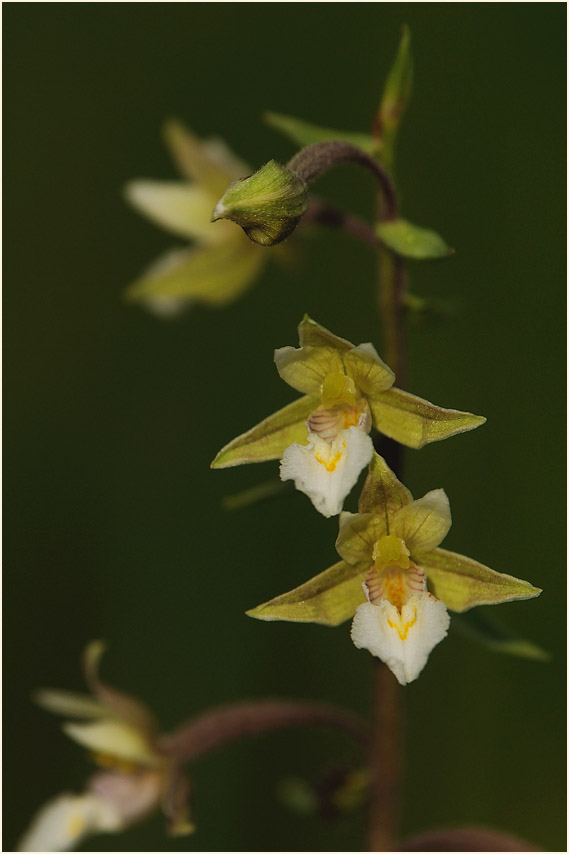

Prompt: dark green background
[5,4,566,851]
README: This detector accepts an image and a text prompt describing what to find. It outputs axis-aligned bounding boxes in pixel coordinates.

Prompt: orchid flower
[124,120,267,315]
[248,453,541,685]
[18,642,193,852]
[212,316,485,517]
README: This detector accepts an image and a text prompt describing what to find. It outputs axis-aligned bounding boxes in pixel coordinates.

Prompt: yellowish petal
[343,343,395,397]
[63,719,161,768]
[274,345,344,396]
[335,512,387,566]
[124,181,226,243]
[33,689,108,720]
[390,489,451,554]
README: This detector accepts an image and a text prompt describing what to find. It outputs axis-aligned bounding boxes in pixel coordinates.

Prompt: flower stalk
[161,699,370,762]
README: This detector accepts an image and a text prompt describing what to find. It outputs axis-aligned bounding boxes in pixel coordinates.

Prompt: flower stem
[367,175,407,853]
[288,141,398,221]
[161,699,370,763]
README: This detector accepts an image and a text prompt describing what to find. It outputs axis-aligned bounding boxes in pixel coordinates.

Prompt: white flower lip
[17,792,121,852]
[351,591,450,685]
[279,423,374,518]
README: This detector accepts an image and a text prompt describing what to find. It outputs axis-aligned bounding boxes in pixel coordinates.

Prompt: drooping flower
[212,315,486,517]
[247,453,541,685]
[18,642,193,852]
[124,120,267,315]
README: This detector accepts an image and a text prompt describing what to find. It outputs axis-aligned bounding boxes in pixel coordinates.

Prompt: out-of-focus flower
[18,642,193,852]
[248,453,541,685]
[212,315,486,517]
[124,120,267,316]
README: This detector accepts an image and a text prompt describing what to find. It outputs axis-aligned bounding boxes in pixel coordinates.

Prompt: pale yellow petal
[391,489,451,553]
[124,181,225,243]
[63,719,161,768]
[33,689,108,719]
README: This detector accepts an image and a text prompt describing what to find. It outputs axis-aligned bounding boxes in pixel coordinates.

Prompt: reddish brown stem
[161,699,370,763]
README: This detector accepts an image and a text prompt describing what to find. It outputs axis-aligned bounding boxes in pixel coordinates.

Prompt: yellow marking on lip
[387,606,417,641]
[315,448,343,472]
[66,814,85,839]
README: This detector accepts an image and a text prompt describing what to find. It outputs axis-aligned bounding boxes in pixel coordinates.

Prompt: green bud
[211,160,308,246]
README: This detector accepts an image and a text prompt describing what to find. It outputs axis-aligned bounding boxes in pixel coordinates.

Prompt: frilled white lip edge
[279,424,374,517]
[351,592,450,685]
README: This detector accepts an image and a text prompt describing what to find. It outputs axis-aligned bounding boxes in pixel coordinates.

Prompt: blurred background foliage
[4,4,565,851]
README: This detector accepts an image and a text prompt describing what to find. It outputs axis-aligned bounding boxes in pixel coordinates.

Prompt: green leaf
[391,489,451,554]
[211,395,315,468]
[368,387,486,449]
[375,25,413,167]
[358,452,412,521]
[376,219,453,260]
[452,609,550,662]
[246,560,368,626]
[264,111,378,156]
[418,547,542,613]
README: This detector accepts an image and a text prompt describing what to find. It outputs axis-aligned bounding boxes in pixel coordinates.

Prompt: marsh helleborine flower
[212,316,486,517]
[248,453,541,685]
[18,642,193,852]
[124,120,267,315]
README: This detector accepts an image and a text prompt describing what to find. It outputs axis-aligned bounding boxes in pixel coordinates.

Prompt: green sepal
[335,513,385,566]
[368,386,486,449]
[358,452,412,520]
[376,219,453,260]
[298,315,353,352]
[390,489,451,554]
[212,160,308,246]
[211,395,315,469]
[375,25,413,167]
[418,547,542,612]
[452,609,550,662]
[264,111,379,156]
[246,560,368,626]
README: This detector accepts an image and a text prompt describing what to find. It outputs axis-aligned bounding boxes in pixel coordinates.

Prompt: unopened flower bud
[211,160,308,246]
